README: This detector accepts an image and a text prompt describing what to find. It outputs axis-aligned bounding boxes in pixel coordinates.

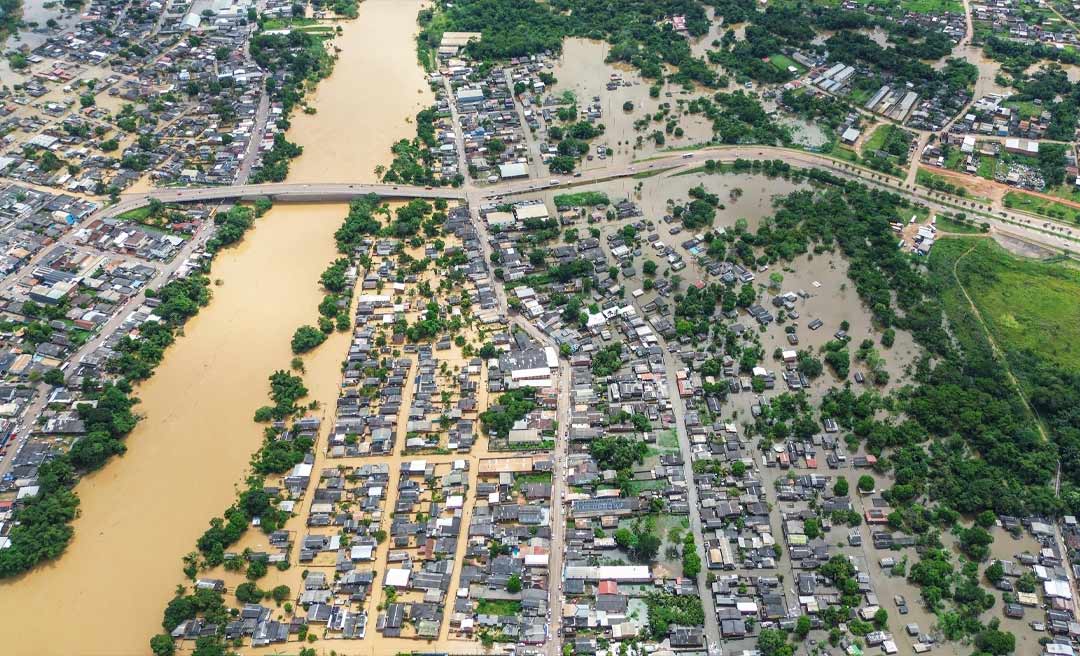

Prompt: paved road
[103,182,466,219]
[97,146,1080,257]
[236,91,270,185]
[660,347,722,650]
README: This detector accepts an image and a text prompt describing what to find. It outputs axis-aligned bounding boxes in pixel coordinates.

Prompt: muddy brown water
[0,1,429,652]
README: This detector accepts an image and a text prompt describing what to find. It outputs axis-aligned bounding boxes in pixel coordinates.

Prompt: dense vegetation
[480,388,537,438]
[419,0,719,86]
[590,435,649,494]
[930,239,1080,512]
[644,592,705,639]
[381,107,462,187]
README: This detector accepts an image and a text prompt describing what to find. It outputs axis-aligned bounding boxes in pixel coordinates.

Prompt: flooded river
[0,1,428,653]
[287,0,432,182]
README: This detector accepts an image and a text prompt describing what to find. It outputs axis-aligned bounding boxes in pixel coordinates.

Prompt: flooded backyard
[0,1,428,652]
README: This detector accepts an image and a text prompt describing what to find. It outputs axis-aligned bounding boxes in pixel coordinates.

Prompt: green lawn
[554,191,609,208]
[1046,184,1080,204]
[943,147,965,171]
[826,141,860,163]
[1004,191,1080,223]
[848,86,872,106]
[862,0,963,12]
[769,53,806,74]
[1004,100,1044,120]
[658,429,680,450]
[117,206,155,222]
[512,471,552,492]
[976,155,997,179]
[476,599,522,616]
[895,205,929,224]
[628,479,668,495]
[262,17,320,29]
[862,124,891,154]
[935,216,985,234]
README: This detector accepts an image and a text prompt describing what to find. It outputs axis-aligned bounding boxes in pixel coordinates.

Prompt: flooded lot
[0,2,427,652]
[948,44,1010,98]
[550,39,715,170]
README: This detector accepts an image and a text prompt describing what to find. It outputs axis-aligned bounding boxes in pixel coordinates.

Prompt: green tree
[757,628,793,656]
[150,634,175,656]
[43,368,65,386]
[291,325,327,354]
[507,573,522,593]
[795,615,811,639]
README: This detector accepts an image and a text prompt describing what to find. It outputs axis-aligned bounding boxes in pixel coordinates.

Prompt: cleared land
[936,237,1080,371]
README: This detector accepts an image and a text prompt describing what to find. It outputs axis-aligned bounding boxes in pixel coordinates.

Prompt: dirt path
[950,240,1045,440]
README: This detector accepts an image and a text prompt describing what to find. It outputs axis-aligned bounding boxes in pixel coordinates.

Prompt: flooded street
[947,45,1010,98]
[0,2,428,652]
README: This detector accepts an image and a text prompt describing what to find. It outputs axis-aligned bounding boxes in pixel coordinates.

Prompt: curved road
[106,146,1080,257]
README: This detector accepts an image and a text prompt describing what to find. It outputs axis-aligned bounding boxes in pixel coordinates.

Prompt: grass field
[262,17,320,29]
[1004,100,1044,120]
[117,206,155,222]
[935,216,985,234]
[943,147,965,171]
[936,238,1080,371]
[769,53,806,74]
[553,191,609,208]
[826,141,860,163]
[1046,184,1080,204]
[512,471,552,492]
[1004,191,1080,223]
[865,0,963,12]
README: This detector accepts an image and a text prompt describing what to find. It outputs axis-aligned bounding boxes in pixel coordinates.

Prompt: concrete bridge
[103,182,467,218]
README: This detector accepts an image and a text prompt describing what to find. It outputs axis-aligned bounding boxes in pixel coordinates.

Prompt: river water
[0,1,429,652]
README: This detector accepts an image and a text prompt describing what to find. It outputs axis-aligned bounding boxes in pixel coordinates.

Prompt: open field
[768,53,806,74]
[862,124,911,166]
[936,237,1080,371]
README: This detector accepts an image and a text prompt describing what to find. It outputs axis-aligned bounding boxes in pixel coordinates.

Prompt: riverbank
[0,1,429,652]
[0,203,346,654]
